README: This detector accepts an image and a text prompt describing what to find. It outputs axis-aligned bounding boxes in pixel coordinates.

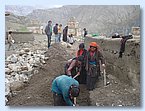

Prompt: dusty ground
[6,34,140,106]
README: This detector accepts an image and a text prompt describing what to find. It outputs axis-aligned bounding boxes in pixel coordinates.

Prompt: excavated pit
[6,35,140,106]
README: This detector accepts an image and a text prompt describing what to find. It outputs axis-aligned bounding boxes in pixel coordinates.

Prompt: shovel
[103,69,107,86]
[74,97,77,105]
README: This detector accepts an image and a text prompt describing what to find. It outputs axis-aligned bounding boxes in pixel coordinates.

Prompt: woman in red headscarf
[85,42,105,91]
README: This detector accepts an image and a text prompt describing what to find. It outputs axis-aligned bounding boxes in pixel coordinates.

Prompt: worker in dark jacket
[53,23,59,43]
[85,42,105,91]
[63,26,68,42]
[76,43,87,84]
[118,34,133,58]
[45,20,52,48]
[51,75,80,106]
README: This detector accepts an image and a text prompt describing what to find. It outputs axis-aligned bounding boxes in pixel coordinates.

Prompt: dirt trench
[7,42,91,106]
[6,41,140,106]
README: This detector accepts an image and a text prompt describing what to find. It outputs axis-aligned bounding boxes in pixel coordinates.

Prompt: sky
[5,0,143,9]
[1,0,145,111]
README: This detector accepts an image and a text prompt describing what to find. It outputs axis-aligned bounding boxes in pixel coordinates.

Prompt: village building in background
[131,27,140,39]
[67,17,81,36]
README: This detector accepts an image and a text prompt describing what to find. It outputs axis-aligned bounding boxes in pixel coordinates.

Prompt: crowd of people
[44,20,88,49]
[44,21,74,48]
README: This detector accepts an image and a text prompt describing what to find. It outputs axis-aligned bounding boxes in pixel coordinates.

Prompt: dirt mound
[7,43,72,105]
[7,41,140,106]
[90,74,140,106]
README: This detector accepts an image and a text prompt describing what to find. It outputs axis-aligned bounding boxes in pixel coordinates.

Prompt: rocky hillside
[6,5,140,35]
[26,5,140,35]
[5,5,35,16]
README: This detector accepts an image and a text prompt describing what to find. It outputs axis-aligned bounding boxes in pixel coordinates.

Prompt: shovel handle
[74,97,77,105]
[103,69,107,86]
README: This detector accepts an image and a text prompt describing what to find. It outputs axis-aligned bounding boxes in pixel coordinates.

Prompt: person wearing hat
[85,42,105,91]
[65,56,84,80]
[76,43,87,84]
[51,75,80,106]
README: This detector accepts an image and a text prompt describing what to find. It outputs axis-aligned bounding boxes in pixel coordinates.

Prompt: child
[67,34,74,45]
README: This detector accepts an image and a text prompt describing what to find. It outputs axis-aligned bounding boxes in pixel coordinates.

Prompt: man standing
[53,23,59,43]
[51,75,80,106]
[45,20,52,48]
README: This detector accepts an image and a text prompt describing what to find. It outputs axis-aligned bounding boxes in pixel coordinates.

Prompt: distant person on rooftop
[83,28,88,37]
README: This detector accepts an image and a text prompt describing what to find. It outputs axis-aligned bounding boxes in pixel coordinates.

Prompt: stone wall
[85,37,140,88]
[6,32,34,43]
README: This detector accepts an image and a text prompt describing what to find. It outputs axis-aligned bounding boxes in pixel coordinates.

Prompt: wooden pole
[103,69,107,86]
[74,97,77,105]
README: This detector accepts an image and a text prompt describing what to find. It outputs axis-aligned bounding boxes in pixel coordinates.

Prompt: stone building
[67,17,80,36]
[131,27,140,39]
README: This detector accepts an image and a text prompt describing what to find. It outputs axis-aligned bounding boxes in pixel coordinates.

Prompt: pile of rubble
[5,37,80,103]
[5,48,49,103]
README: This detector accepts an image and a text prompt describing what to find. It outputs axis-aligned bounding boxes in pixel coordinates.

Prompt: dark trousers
[78,67,87,84]
[86,75,97,91]
[53,93,66,106]
[47,35,51,48]
[119,44,125,58]
[53,93,74,106]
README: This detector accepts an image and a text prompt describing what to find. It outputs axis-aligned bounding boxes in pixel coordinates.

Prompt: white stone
[33,70,39,74]
[61,42,68,47]
[40,59,46,64]
[67,43,72,48]
[19,74,29,82]
[5,97,8,103]
[19,50,25,55]
[5,68,11,74]
[8,64,21,72]
[11,54,18,63]
[28,58,34,64]
[44,57,49,60]
[5,82,11,96]
[10,81,25,91]
[40,55,45,59]
[24,48,30,52]
[21,66,28,71]
[6,55,12,61]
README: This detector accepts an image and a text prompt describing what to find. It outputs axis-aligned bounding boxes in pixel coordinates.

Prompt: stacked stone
[5,48,49,103]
